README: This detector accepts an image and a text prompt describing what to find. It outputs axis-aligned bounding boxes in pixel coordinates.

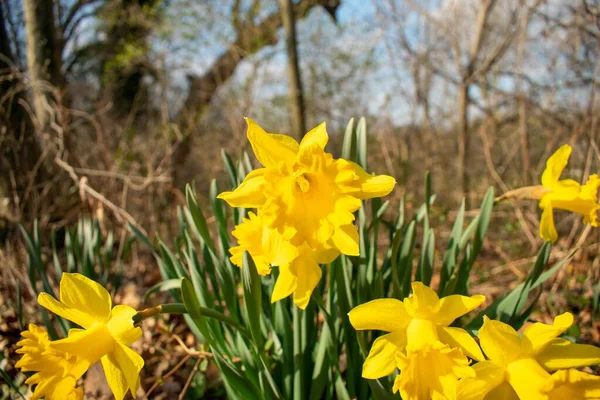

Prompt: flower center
[296,174,311,193]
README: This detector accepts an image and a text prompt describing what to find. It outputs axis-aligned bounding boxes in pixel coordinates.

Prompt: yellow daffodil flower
[229,211,338,308]
[349,282,485,399]
[18,273,144,400]
[539,145,600,242]
[16,324,87,400]
[218,118,395,257]
[457,313,600,399]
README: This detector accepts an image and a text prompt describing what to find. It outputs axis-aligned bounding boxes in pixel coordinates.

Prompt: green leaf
[242,252,264,349]
[356,117,368,169]
[142,279,181,302]
[342,117,356,161]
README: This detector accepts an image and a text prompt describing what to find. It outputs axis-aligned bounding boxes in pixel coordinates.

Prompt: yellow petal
[217,169,267,208]
[299,122,328,150]
[485,381,520,400]
[51,323,115,364]
[522,312,573,354]
[434,294,485,326]
[112,343,143,399]
[544,369,600,400]
[60,273,112,322]
[505,357,551,400]
[312,247,340,264]
[362,331,407,379]
[479,317,522,365]
[540,202,558,243]
[550,179,581,200]
[456,360,506,400]
[38,273,112,328]
[406,282,440,318]
[107,305,142,346]
[541,145,571,187]
[291,254,322,309]
[271,264,297,304]
[245,118,298,167]
[437,327,485,361]
[50,323,116,364]
[101,353,128,400]
[348,298,409,332]
[537,338,600,370]
[338,160,396,200]
[330,224,359,256]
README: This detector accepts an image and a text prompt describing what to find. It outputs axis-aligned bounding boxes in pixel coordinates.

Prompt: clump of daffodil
[349,282,485,399]
[219,119,395,308]
[498,144,600,243]
[16,324,87,400]
[17,273,144,400]
[457,313,600,399]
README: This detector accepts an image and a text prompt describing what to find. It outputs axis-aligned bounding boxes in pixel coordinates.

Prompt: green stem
[293,306,303,400]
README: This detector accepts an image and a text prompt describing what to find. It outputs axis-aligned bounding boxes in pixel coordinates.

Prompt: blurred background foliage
[1,0,600,398]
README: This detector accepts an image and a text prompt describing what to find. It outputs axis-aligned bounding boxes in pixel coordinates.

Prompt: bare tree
[23,0,65,131]
[280,0,307,139]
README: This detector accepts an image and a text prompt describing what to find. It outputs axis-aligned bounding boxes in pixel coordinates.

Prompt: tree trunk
[457,83,470,207]
[23,0,64,132]
[279,0,307,140]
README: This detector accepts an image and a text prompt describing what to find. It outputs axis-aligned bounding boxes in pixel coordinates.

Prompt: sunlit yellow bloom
[349,282,485,398]
[457,313,600,399]
[16,324,87,400]
[25,273,144,400]
[229,211,338,308]
[218,118,395,256]
[538,145,600,242]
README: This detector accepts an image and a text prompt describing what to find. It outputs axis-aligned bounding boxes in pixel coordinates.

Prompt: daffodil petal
[409,282,440,316]
[312,247,340,264]
[271,264,297,304]
[434,294,485,326]
[544,369,600,400]
[522,312,573,354]
[485,381,520,400]
[506,358,551,400]
[540,202,558,243]
[292,255,322,309]
[330,224,359,256]
[51,323,115,364]
[38,293,96,330]
[537,338,600,370]
[299,122,328,150]
[217,169,267,208]
[37,273,112,328]
[107,305,142,346]
[245,118,298,167]
[113,343,143,399]
[348,298,409,332]
[101,353,128,400]
[362,331,407,379]
[541,145,571,187]
[456,360,506,400]
[550,179,581,200]
[60,273,112,322]
[479,317,522,365]
[437,327,485,361]
[339,160,396,200]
